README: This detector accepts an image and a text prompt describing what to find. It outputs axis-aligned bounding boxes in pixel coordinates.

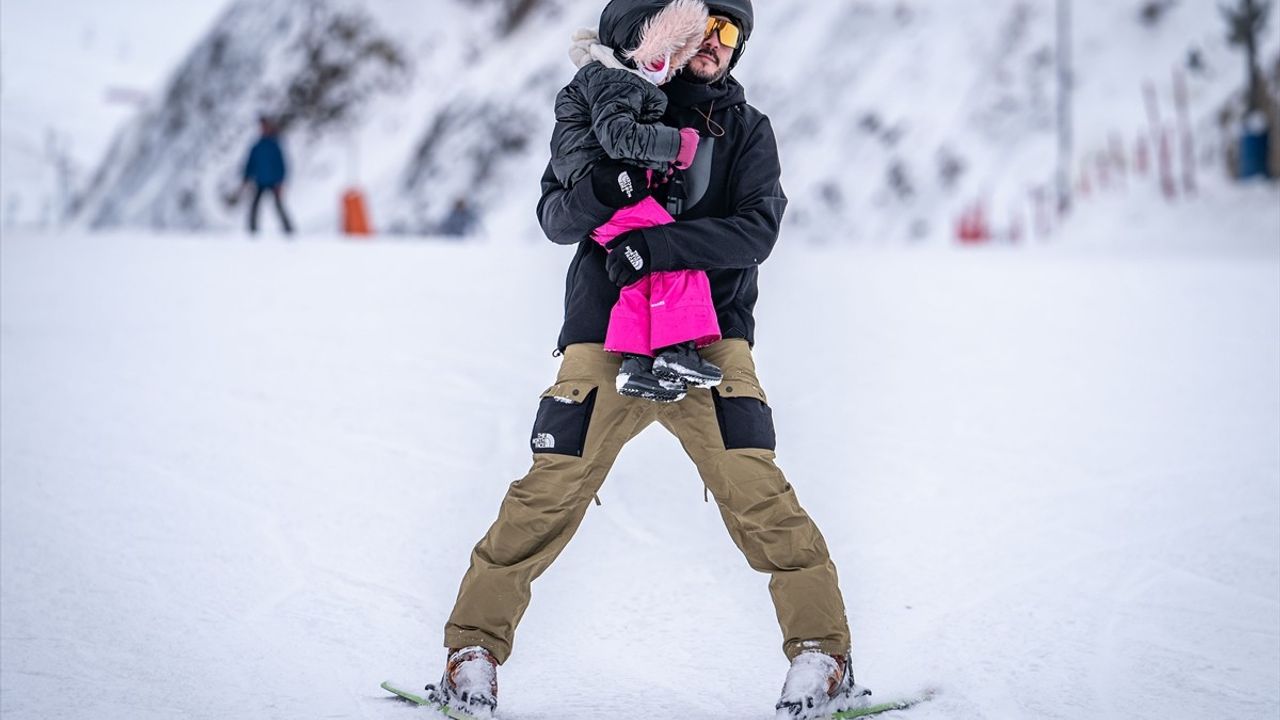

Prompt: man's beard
[678,54,729,84]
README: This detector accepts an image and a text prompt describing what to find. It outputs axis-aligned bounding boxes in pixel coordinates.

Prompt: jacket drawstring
[695,100,726,137]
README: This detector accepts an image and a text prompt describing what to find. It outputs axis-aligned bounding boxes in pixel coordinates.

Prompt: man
[237,116,294,235]
[428,2,863,719]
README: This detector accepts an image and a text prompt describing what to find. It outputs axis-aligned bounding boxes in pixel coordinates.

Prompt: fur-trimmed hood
[569,0,707,84]
[622,0,707,73]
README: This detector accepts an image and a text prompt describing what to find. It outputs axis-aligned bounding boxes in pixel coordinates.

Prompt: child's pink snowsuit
[592,195,720,356]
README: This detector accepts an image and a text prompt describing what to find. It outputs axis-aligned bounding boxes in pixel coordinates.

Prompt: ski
[383,678,932,719]
[830,689,936,718]
[380,680,483,720]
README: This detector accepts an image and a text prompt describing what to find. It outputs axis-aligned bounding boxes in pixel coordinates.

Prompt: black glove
[590,162,651,209]
[605,230,653,287]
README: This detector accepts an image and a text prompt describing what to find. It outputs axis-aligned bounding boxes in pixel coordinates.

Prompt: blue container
[1239,129,1271,179]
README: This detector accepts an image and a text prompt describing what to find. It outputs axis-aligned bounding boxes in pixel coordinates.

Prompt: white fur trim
[570,36,655,83]
[637,53,672,84]
[624,0,708,82]
[568,29,642,81]
[590,43,631,73]
[568,28,598,68]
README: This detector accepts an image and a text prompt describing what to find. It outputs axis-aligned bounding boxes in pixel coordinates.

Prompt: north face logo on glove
[624,246,644,270]
[617,171,634,199]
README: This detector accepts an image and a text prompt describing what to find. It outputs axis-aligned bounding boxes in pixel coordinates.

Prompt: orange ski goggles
[705,16,742,49]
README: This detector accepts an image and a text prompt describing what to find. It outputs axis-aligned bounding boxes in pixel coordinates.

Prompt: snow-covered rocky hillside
[62,0,1279,241]
[0,0,227,230]
[70,0,413,230]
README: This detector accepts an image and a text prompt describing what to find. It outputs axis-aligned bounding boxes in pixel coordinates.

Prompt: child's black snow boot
[617,353,687,403]
[653,341,723,389]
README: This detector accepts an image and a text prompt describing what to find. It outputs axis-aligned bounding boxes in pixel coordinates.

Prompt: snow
[2,0,1280,716]
[776,650,852,715]
[2,171,1278,718]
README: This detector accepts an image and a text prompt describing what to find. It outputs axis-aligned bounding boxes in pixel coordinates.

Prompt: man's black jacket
[537,74,787,353]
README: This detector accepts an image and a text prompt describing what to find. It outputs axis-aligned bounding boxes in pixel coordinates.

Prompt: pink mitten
[674,127,700,170]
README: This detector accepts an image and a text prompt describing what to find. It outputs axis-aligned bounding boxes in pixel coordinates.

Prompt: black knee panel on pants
[530,386,598,456]
[712,388,776,450]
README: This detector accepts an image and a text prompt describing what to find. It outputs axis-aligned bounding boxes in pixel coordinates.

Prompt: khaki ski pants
[443,340,850,663]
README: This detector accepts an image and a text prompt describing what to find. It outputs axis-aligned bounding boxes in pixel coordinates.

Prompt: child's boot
[617,353,687,403]
[653,341,723,389]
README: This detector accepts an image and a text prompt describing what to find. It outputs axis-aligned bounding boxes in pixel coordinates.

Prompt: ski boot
[424,646,499,720]
[775,649,871,720]
[652,341,723,389]
[617,353,687,403]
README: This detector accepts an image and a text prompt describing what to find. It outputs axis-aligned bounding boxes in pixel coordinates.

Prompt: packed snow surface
[2,183,1279,719]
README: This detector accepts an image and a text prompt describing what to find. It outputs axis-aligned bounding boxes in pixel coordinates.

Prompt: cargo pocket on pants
[712,380,776,451]
[530,380,598,456]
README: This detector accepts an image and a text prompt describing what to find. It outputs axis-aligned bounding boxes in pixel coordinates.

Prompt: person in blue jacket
[239,116,294,235]
[437,198,480,238]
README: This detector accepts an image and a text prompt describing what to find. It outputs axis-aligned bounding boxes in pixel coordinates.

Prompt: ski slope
[2,183,1279,719]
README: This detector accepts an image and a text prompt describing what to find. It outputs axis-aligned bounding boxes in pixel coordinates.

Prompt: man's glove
[605,230,653,287]
[673,128,700,170]
[590,162,652,209]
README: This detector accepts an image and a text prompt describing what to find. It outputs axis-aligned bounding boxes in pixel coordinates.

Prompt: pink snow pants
[592,196,721,356]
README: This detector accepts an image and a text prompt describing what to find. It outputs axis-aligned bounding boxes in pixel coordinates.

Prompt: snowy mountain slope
[0,0,229,230]
[63,0,1279,240]
[70,0,412,230]
[2,175,1277,719]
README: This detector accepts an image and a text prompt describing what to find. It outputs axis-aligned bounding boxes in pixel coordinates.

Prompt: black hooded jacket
[549,0,694,189]
[537,70,785,353]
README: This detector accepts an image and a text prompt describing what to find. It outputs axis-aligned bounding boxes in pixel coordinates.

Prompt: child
[550,0,723,403]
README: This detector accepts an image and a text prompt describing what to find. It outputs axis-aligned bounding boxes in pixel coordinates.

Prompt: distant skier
[236,116,294,236]
[425,2,863,719]
[437,198,480,238]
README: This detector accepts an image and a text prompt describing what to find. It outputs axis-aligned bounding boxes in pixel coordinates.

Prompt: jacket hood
[568,28,621,71]
[599,0,665,54]
[599,0,707,71]
[622,0,707,76]
[663,73,746,111]
[567,28,661,84]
